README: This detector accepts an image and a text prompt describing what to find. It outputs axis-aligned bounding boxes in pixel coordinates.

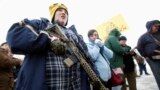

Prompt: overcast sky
[0,0,160,48]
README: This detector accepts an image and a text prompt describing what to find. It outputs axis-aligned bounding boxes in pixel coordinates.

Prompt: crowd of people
[0,3,160,90]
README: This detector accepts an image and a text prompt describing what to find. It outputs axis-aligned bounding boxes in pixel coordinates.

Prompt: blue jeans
[146,59,160,89]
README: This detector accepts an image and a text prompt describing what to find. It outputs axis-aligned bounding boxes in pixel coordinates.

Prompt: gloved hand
[95,39,103,47]
[50,40,66,55]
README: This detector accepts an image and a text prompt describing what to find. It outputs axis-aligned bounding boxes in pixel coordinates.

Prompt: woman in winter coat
[86,29,113,89]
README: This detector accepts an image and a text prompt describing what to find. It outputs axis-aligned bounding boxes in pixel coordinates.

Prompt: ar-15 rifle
[46,24,109,90]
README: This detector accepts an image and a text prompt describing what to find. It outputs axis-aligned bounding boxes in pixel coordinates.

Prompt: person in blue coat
[86,29,113,89]
[7,3,90,90]
[137,20,160,89]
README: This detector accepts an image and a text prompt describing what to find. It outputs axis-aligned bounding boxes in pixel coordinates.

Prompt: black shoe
[145,73,150,75]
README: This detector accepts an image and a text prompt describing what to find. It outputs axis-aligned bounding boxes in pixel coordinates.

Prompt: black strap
[150,34,160,47]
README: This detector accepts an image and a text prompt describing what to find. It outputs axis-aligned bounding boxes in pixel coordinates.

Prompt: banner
[96,14,128,42]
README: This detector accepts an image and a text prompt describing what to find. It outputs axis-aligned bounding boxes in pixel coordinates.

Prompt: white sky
[0,0,160,48]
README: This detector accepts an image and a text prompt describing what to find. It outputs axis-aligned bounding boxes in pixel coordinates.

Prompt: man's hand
[128,50,135,55]
[50,39,66,55]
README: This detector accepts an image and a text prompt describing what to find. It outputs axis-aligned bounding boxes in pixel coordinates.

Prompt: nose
[62,10,65,13]
[61,9,67,15]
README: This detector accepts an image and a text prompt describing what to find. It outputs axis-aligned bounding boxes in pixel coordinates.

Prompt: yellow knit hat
[49,3,68,22]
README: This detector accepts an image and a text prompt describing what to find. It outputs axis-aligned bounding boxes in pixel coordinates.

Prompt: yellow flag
[96,14,128,42]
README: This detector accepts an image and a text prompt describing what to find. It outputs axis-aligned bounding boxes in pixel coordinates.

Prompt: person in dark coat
[119,36,137,90]
[137,20,160,89]
[7,3,90,90]
[136,55,150,76]
[0,43,21,90]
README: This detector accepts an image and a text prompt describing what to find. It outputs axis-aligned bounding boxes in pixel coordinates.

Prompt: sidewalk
[136,62,159,90]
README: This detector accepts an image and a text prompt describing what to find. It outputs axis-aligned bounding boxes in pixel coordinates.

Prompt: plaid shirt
[45,27,81,90]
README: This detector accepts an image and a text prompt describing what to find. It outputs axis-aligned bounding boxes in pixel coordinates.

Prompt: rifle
[46,24,109,90]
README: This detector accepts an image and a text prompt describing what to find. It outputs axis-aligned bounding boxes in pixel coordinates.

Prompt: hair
[119,36,127,41]
[1,42,7,47]
[87,29,97,37]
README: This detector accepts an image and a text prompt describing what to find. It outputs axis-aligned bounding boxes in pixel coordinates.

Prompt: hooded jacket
[137,20,160,58]
[104,28,127,69]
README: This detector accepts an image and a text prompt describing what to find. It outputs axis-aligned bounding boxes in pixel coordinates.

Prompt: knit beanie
[119,36,127,41]
[49,3,68,26]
